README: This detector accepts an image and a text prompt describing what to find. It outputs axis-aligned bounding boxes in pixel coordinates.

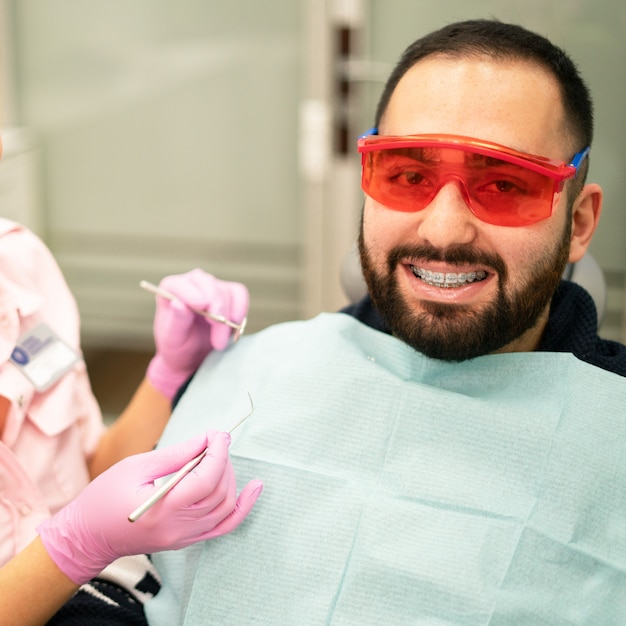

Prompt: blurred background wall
[0,0,304,349]
[0,0,624,361]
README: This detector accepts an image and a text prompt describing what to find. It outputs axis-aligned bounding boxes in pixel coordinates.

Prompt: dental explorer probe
[128,394,254,522]
[139,280,247,341]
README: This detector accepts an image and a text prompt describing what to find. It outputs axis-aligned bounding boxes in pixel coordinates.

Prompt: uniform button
[17,395,24,408]
[18,503,32,516]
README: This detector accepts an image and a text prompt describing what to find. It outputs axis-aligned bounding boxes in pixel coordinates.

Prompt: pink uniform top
[0,218,104,565]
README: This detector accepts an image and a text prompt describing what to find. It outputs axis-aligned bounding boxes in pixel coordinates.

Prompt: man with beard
[141,19,626,625]
[346,21,616,369]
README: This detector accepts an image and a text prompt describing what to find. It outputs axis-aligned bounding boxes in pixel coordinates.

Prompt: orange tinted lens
[362,147,558,226]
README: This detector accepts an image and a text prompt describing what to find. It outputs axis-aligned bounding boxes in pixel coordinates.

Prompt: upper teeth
[412,266,487,287]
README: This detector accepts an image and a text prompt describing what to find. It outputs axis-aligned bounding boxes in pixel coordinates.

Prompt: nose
[415,180,479,248]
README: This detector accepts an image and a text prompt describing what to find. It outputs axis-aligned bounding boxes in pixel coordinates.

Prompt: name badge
[10,323,81,391]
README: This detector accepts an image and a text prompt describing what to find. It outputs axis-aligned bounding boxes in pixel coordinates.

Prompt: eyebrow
[392,147,519,169]
[465,152,521,168]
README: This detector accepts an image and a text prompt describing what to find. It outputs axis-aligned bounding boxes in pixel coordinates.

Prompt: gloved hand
[37,431,263,585]
[146,269,249,399]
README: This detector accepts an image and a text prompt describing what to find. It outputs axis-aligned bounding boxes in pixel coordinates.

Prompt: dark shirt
[340,280,626,377]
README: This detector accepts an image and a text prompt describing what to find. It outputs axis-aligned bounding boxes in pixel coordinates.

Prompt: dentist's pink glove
[147,269,249,399]
[37,431,263,585]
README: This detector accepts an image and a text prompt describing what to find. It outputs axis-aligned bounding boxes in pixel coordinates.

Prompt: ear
[568,182,603,263]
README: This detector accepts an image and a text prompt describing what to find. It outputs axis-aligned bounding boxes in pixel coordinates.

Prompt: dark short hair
[375,19,594,164]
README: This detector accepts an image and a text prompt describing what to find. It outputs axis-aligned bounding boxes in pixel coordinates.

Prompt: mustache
[387,244,507,279]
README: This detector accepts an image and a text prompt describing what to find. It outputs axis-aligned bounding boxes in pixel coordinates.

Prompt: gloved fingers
[154,296,197,347]
[221,279,249,325]
[162,431,233,509]
[198,479,264,541]
[140,465,238,550]
[164,477,262,549]
[160,269,221,310]
[180,460,238,521]
[173,464,237,536]
[135,431,211,485]
[158,268,249,350]
[208,280,249,350]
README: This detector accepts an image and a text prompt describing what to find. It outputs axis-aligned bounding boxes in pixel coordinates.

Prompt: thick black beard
[358,221,571,361]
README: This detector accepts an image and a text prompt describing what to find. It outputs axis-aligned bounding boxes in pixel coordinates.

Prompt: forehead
[381,56,569,160]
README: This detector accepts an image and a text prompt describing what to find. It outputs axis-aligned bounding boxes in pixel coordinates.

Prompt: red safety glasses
[357,133,590,227]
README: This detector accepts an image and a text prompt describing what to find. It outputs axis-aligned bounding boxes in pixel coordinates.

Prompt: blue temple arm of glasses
[570,146,590,171]
[358,127,378,139]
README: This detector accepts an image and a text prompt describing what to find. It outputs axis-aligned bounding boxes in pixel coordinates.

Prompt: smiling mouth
[410,265,488,288]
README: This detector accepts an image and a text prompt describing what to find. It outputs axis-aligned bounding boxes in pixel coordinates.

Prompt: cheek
[362,200,408,252]
[362,204,394,269]
[362,201,382,243]
[362,199,380,233]
[496,226,560,285]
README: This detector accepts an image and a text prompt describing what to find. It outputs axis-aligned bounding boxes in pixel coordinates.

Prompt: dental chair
[340,243,607,324]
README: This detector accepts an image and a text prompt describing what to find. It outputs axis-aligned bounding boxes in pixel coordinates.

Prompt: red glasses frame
[357,133,589,226]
